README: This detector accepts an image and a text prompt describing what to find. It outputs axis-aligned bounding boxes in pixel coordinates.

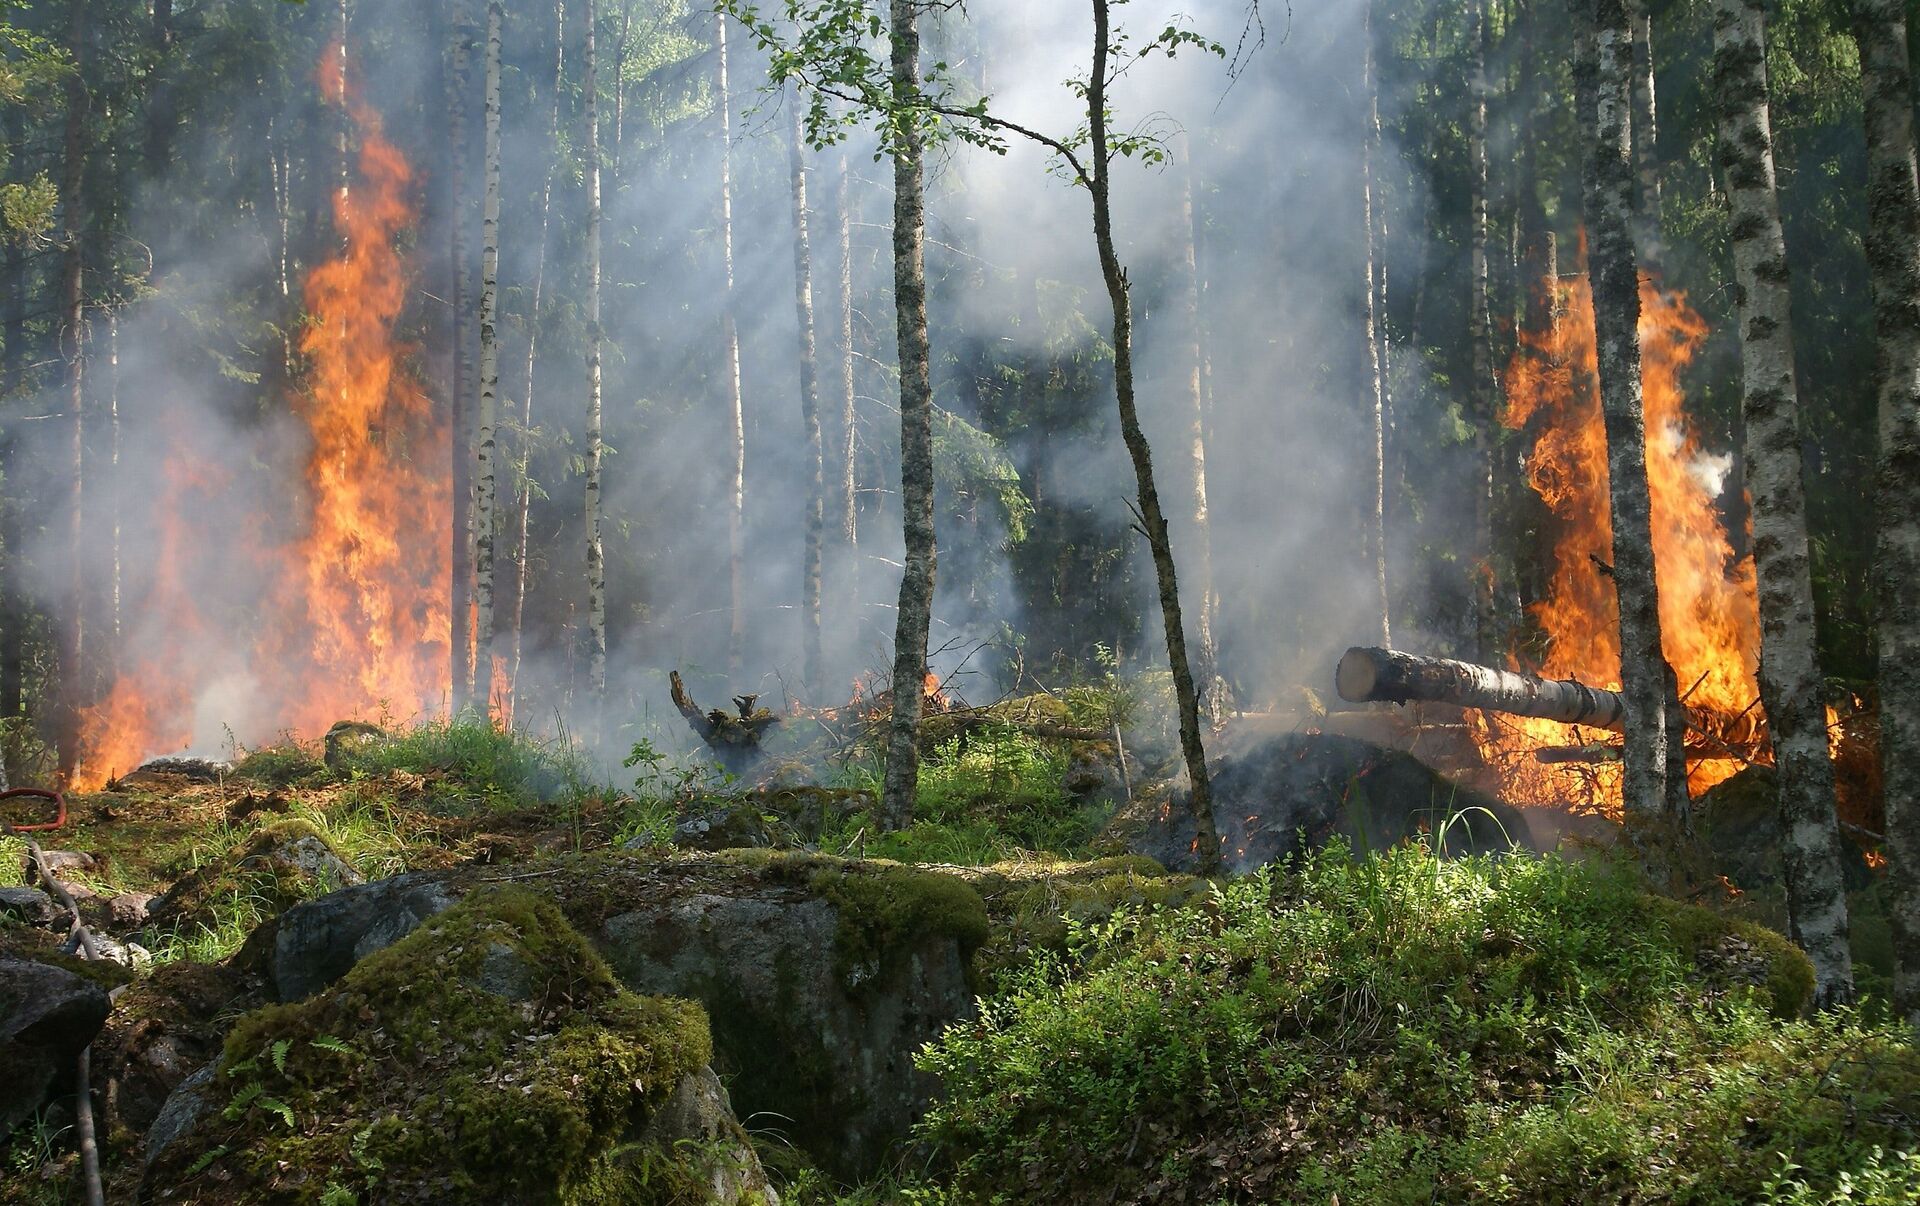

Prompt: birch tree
[834,148,859,607]
[584,0,607,700]
[789,89,826,695]
[1711,0,1853,1005]
[1177,145,1221,717]
[448,0,476,714]
[717,10,747,680]
[508,0,565,711]
[1850,0,1920,1024]
[473,0,503,715]
[1571,0,1682,860]
[1361,0,1390,651]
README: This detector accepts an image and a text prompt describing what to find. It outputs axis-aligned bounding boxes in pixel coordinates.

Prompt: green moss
[146,888,715,1204]
[809,864,990,992]
[1647,895,1817,1018]
[232,743,329,788]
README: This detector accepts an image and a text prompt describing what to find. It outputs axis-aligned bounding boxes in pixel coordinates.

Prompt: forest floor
[2,703,1918,1203]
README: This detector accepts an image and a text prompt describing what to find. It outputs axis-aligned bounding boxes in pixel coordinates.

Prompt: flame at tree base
[70,46,448,790]
[1477,266,1765,816]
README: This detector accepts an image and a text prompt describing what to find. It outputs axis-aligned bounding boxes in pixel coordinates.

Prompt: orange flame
[70,46,448,788]
[1476,264,1763,814]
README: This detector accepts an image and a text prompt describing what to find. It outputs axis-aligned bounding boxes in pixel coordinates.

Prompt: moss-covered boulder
[269,852,987,1179]
[140,888,774,1204]
[145,819,362,943]
[956,855,1205,990]
[1112,733,1532,873]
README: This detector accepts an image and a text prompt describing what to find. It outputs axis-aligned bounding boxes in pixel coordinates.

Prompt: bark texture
[448,0,475,713]
[835,151,859,603]
[473,0,503,714]
[1337,646,1629,729]
[1852,0,1920,1023]
[1711,0,1854,1005]
[879,0,936,832]
[584,0,607,698]
[1361,0,1391,650]
[789,92,825,695]
[1469,0,1497,658]
[1572,0,1680,848]
[1088,0,1219,871]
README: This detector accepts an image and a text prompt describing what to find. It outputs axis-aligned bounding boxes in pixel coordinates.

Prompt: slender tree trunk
[509,0,565,713]
[56,0,88,783]
[147,0,174,174]
[1572,0,1681,858]
[584,0,607,700]
[835,149,859,608]
[1629,0,1662,249]
[1177,145,1221,716]
[1361,0,1391,650]
[717,11,747,678]
[1089,0,1219,871]
[473,0,503,715]
[788,92,826,694]
[1713,0,1855,1008]
[1852,0,1920,1024]
[879,0,936,831]
[448,0,475,712]
[1470,0,1498,659]
[106,312,119,659]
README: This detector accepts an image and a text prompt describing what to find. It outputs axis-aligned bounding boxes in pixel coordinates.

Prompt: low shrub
[913,844,1919,1203]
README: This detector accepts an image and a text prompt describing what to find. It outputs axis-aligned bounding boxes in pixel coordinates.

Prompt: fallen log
[1336,647,1627,730]
[1335,646,1765,752]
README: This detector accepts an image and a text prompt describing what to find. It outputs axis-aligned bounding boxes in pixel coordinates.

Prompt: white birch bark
[473,0,502,715]
[1712,0,1854,1003]
[584,0,606,699]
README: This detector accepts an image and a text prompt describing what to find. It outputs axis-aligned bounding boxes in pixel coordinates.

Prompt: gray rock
[108,892,155,928]
[130,757,234,783]
[33,850,95,876]
[0,885,57,927]
[1122,733,1535,874]
[593,874,977,1179]
[88,935,152,967]
[143,1063,217,1168]
[0,957,111,1139]
[270,872,459,1001]
[639,1066,782,1205]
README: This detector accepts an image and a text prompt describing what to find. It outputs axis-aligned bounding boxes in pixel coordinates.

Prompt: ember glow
[1476,267,1764,814]
[71,48,448,788]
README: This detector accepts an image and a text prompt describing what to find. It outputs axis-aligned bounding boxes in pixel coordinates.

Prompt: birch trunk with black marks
[717,11,747,679]
[1177,146,1220,717]
[473,0,503,715]
[1852,0,1920,1024]
[1469,0,1497,660]
[508,0,565,711]
[1572,0,1681,857]
[1089,0,1219,871]
[1711,0,1854,1005]
[584,0,607,699]
[879,0,936,832]
[56,0,88,782]
[448,0,475,713]
[1361,0,1390,650]
[789,92,825,695]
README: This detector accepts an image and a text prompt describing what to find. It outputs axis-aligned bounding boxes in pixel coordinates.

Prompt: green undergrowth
[146,888,719,1204]
[903,843,1917,1204]
[313,715,599,812]
[816,722,1109,865]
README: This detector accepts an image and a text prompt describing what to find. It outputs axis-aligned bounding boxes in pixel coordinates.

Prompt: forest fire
[1475,270,1764,814]
[70,48,448,788]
